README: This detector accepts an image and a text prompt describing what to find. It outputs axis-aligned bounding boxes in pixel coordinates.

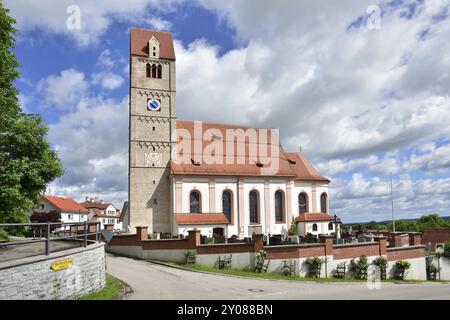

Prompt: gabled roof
[295,213,336,222]
[41,195,88,214]
[171,120,330,182]
[130,27,175,60]
[173,213,229,225]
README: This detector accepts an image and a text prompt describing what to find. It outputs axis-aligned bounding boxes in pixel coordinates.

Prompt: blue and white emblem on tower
[147,98,161,111]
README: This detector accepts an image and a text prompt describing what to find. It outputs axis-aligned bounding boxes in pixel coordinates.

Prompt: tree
[288,218,298,236]
[0,2,63,224]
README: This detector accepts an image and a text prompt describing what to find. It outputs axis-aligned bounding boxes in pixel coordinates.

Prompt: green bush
[349,255,369,279]
[305,257,324,278]
[443,240,450,259]
[0,228,9,241]
[288,218,298,236]
[395,260,411,270]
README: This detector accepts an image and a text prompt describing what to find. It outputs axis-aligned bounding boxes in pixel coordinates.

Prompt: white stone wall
[0,243,106,300]
[196,252,254,271]
[387,257,427,280]
[428,256,450,280]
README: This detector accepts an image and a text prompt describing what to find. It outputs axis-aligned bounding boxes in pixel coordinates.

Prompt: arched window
[298,192,308,214]
[222,190,233,223]
[274,190,285,223]
[189,190,201,213]
[157,65,162,79]
[146,63,151,78]
[249,190,259,223]
[151,64,157,78]
[312,223,318,232]
[320,192,328,213]
[328,222,334,231]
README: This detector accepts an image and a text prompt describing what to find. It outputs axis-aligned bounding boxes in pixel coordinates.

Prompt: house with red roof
[32,195,89,228]
[80,197,123,231]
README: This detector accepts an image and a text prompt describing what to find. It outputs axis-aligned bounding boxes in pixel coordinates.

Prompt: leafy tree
[0,2,63,225]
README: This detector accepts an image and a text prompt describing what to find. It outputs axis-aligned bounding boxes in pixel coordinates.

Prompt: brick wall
[386,246,425,261]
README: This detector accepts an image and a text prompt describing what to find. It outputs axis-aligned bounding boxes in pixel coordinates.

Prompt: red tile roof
[171,120,329,182]
[130,27,175,60]
[295,213,336,222]
[41,195,88,213]
[174,213,229,225]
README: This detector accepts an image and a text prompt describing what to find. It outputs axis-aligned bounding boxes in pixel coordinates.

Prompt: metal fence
[0,221,101,255]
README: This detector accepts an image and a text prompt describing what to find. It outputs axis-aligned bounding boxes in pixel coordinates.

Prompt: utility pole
[390,172,396,232]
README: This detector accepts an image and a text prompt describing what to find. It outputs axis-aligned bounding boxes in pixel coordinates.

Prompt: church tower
[128,28,176,234]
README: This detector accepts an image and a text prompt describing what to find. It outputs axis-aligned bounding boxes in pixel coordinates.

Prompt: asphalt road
[106,254,450,300]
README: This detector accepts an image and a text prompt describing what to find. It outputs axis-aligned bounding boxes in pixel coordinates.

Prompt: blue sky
[5,0,450,223]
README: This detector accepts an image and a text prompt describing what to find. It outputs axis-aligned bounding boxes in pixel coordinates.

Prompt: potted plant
[349,255,369,280]
[372,256,388,280]
[305,257,324,278]
[394,260,411,280]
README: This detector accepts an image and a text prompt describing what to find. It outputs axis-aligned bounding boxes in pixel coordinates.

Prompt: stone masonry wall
[0,242,106,300]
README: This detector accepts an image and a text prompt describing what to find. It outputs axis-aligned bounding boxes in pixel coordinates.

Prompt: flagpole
[390,172,396,232]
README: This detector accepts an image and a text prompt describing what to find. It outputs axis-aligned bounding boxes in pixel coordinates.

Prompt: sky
[4,0,450,223]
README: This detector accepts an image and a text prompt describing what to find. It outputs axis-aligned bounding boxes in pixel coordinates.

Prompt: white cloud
[37,69,88,108]
[147,17,172,30]
[92,72,125,90]
[4,0,182,46]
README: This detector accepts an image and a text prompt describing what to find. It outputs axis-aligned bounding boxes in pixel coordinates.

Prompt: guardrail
[0,221,101,255]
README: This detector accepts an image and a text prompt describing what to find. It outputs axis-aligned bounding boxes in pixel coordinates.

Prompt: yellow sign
[51,257,73,271]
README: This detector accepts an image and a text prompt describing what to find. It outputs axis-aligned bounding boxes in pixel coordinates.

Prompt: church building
[128,28,335,239]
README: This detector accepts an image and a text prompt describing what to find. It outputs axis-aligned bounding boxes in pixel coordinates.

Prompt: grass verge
[77,274,125,300]
[162,261,443,283]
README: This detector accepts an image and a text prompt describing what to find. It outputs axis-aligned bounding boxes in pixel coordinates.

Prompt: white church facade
[128,28,337,239]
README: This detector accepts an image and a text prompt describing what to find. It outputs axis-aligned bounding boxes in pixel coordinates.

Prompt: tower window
[152,126,156,131]
[153,198,157,204]
[157,65,162,79]
[151,64,157,78]
[153,180,155,185]
[153,52,156,57]
[146,63,151,78]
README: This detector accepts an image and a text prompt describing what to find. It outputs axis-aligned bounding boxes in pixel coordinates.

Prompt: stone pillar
[264,179,271,235]
[175,178,183,213]
[238,179,245,238]
[320,234,334,256]
[319,235,334,278]
[391,232,403,248]
[311,183,317,212]
[188,229,201,249]
[286,180,293,228]
[209,178,216,213]
[409,232,422,246]
[252,234,265,252]
[374,236,387,256]
[136,226,148,241]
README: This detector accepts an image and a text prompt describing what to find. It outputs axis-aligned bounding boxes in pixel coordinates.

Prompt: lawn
[77,274,125,300]
[163,261,437,283]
